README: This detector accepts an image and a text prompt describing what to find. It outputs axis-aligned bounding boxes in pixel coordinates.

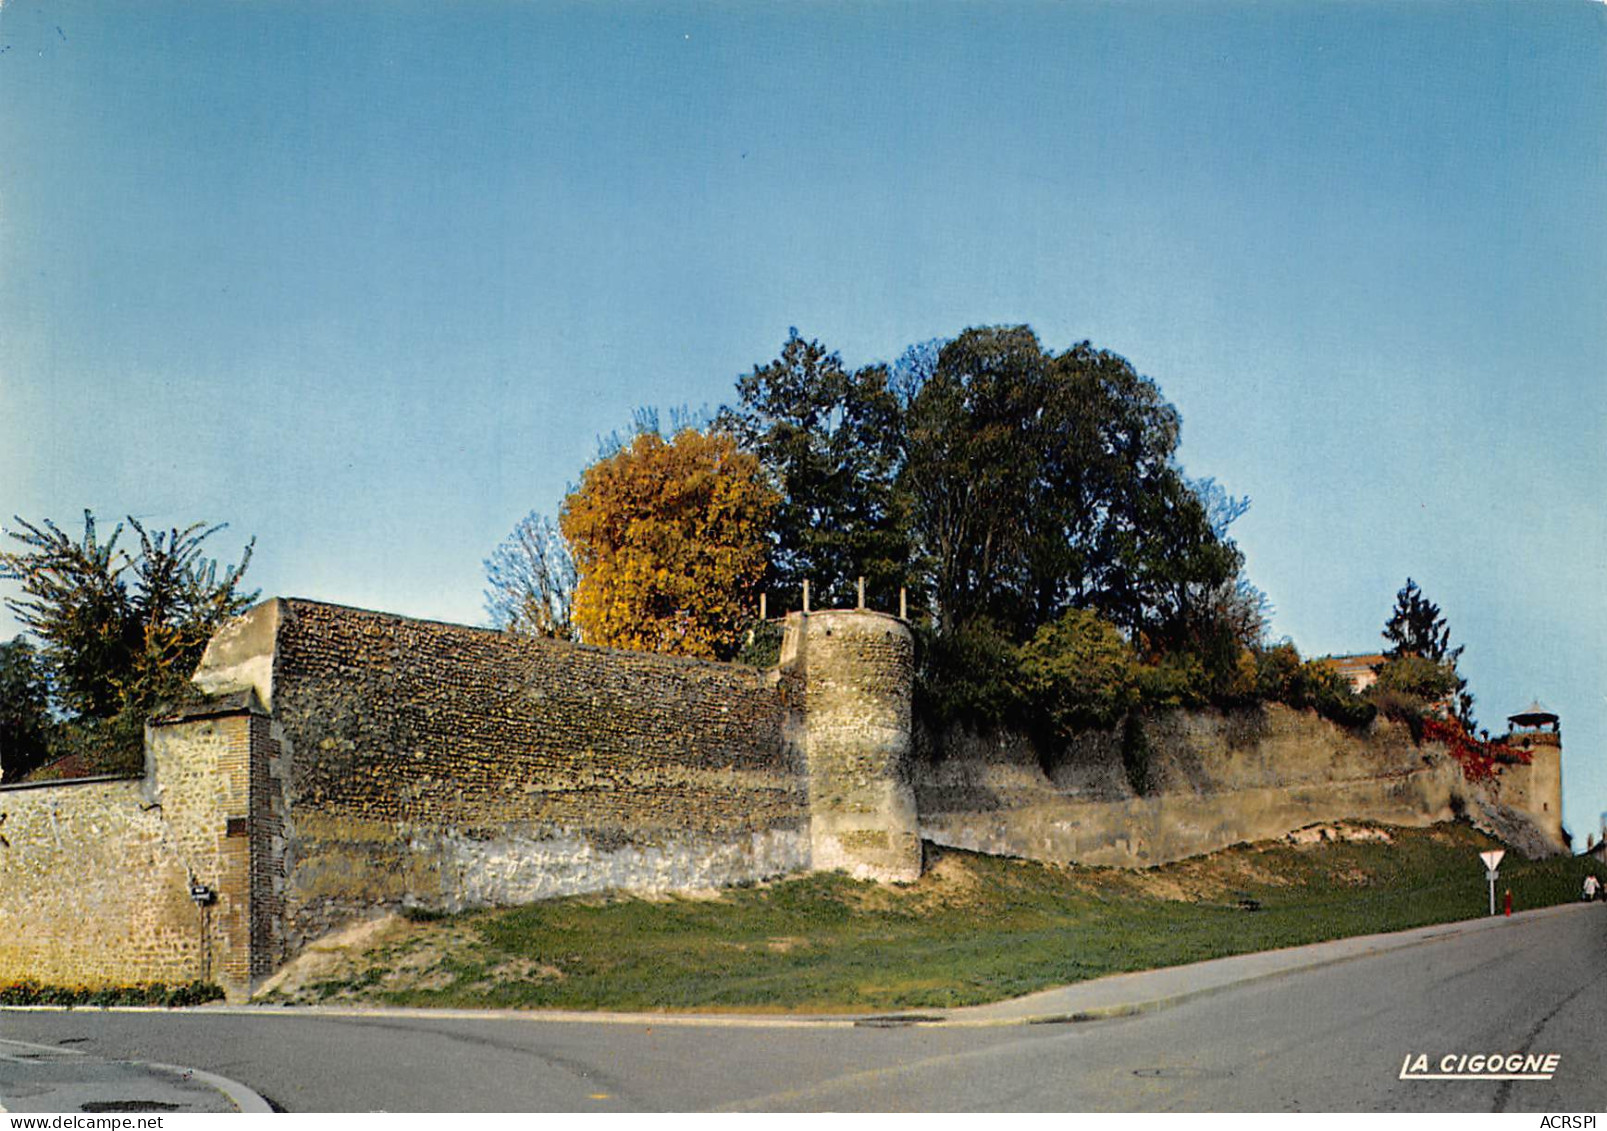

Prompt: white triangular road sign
[1480,849,1505,871]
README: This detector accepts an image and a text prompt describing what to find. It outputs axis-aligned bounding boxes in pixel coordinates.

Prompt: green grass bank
[264,821,1605,1014]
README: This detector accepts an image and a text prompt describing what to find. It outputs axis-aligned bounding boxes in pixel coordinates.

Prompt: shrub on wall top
[1018,609,1140,734]
[914,618,1028,731]
[1374,654,1460,701]
[734,618,784,669]
[1252,643,1376,730]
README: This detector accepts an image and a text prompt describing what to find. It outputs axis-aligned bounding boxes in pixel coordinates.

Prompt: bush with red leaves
[1422,716,1530,783]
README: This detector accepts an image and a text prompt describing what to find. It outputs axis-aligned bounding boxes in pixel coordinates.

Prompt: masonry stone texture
[784,610,921,882]
[917,708,1467,867]
[0,698,276,992]
[200,599,812,967]
[0,597,1566,1001]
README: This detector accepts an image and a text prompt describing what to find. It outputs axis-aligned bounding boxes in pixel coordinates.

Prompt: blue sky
[2,0,1604,838]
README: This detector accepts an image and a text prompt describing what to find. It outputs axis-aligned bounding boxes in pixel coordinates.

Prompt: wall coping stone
[788,607,908,627]
[0,772,144,794]
[150,688,268,725]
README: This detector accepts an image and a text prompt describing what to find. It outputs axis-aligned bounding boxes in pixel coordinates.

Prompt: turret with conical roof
[1508,701,1559,733]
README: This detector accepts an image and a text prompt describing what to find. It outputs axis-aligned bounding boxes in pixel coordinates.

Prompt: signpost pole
[1479,850,1506,917]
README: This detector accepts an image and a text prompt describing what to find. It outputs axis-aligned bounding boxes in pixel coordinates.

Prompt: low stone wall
[0,775,188,987]
[915,705,1471,867]
[0,698,276,999]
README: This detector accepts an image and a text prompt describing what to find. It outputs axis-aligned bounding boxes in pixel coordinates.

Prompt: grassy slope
[271,822,1606,1013]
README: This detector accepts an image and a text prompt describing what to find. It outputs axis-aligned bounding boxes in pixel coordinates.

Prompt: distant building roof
[1319,654,1386,693]
[1321,653,1386,676]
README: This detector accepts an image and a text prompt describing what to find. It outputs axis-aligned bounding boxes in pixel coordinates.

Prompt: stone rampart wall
[7,595,1563,996]
[915,705,1472,867]
[250,600,810,951]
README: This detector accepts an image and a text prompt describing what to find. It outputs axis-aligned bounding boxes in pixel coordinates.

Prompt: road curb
[943,935,1460,1028]
[0,1037,272,1114]
[141,1060,274,1113]
[939,901,1596,1027]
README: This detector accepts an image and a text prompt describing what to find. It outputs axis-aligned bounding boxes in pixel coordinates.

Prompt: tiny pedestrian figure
[1584,874,1601,902]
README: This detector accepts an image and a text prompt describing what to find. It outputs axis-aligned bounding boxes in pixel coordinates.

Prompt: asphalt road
[3,904,1603,1112]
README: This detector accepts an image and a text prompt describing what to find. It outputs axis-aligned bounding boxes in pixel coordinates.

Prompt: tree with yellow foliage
[559,427,778,660]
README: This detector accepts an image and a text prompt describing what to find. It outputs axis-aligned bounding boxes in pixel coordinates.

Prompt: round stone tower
[1502,701,1564,848]
[780,608,921,883]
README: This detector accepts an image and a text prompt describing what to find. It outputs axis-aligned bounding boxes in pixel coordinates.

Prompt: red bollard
[1504,889,1513,917]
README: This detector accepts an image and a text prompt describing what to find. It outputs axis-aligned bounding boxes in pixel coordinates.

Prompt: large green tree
[0,512,257,721]
[899,325,1046,633]
[719,330,910,612]
[899,326,1239,646]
